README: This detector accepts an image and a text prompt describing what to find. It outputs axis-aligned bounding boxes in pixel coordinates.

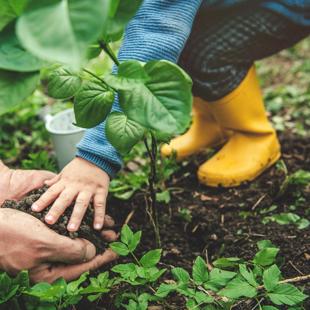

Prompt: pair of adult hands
[0,158,115,283]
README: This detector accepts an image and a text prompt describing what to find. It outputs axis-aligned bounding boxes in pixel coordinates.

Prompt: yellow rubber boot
[198,67,281,187]
[161,97,227,160]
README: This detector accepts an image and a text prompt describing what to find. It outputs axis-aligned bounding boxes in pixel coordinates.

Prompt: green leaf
[262,306,279,310]
[0,0,28,31]
[0,272,20,303]
[219,277,257,299]
[106,112,145,155]
[140,249,162,268]
[253,247,279,266]
[112,263,136,279]
[155,190,171,204]
[105,60,192,136]
[263,265,281,292]
[213,257,241,269]
[194,291,214,304]
[186,299,197,309]
[0,69,39,115]
[101,0,143,42]
[239,264,258,287]
[128,231,142,252]
[110,242,129,256]
[288,169,310,186]
[121,225,134,245]
[155,283,177,298]
[119,225,141,253]
[74,80,114,128]
[13,270,30,289]
[192,256,209,285]
[296,218,310,230]
[17,0,110,69]
[204,268,237,291]
[148,268,166,282]
[47,67,82,99]
[268,284,307,306]
[66,272,89,294]
[0,24,45,72]
[257,240,277,250]
[172,267,190,284]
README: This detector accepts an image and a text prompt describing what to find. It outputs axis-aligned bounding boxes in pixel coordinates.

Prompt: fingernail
[85,243,96,261]
[45,214,54,223]
[94,223,102,230]
[32,204,39,211]
[68,223,76,231]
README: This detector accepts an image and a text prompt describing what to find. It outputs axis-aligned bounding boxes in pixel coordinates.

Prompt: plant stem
[98,40,120,67]
[257,273,310,289]
[143,134,161,247]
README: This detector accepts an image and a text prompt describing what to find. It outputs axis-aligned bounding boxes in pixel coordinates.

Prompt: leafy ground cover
[0,38,309,309]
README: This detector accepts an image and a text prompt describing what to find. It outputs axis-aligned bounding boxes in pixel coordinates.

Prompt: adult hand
[32,157,110,232]
[0,208,118,283]
[0,161,56,206]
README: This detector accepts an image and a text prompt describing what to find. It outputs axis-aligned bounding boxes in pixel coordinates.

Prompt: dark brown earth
[3,133,309,309]
[101,133,309,309]
[2,187,106,252]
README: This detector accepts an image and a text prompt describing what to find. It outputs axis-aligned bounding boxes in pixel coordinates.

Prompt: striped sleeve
[76,0,203,177]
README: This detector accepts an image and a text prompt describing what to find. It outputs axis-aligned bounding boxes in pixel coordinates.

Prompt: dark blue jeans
[179,6,310,101]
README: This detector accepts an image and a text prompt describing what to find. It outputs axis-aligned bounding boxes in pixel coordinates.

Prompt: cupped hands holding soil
[2,187,108,253]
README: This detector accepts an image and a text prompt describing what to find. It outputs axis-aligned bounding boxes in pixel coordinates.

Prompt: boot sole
[198,150,281,188]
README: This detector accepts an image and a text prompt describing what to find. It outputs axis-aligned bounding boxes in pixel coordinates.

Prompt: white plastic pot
[45,109,85,170]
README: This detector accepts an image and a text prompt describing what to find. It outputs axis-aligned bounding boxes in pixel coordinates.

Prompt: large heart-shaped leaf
[47,67,82,99]
[106,112,145,154]
[105,60,193,137]
[102,0,142,42]
[0,69,39,115]
[16,0,110,69]
[74,80,114,128]
[0,24,45,72]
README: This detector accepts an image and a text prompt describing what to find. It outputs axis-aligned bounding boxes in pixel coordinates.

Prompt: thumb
[32,170,57,187]
[46,236,96,264]
[49,249,118,282]
[31,250,118,283]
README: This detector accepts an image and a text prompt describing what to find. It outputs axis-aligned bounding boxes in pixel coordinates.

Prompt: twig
[251,194,267,210]
[288,260,305,276]
[257,274,310,289]
[124,209,136,226]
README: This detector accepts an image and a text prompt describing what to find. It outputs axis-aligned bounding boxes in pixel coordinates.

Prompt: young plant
[1,227,308,309]
[0,1,193,247]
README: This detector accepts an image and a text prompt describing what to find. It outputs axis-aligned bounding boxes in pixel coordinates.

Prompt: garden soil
[2,187,106,252]
[3,133,309,309]
[105,133,309,309]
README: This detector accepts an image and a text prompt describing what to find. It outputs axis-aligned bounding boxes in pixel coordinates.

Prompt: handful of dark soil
[2,187,106,252]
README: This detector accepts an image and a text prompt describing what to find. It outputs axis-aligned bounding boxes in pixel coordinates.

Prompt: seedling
[0,1,193,246]
[1,226,308,309]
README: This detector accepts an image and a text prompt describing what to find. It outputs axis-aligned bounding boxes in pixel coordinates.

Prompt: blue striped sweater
[77,0,309,177]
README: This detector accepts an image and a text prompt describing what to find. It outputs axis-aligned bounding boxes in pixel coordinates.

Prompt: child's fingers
[67,191,92,232]
[93,190,107,230]
[45,188,77,225]
[32,182,65,212]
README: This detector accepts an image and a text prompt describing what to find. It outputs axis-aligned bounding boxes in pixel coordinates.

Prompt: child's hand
[32,157,110,232]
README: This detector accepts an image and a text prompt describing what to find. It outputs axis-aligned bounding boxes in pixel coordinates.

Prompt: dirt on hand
[2,187,107,253]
